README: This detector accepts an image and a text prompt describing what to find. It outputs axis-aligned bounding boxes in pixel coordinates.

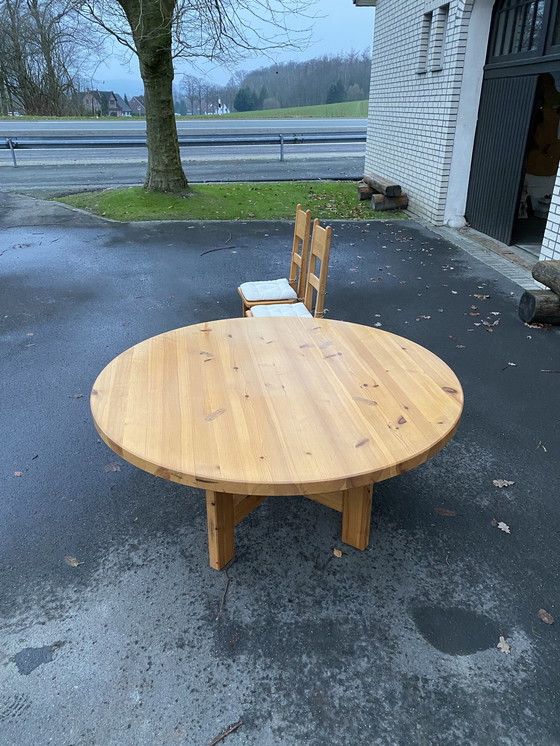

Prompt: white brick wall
[541,171,560,260]
[366,0,560,262]
[366,0,473,225]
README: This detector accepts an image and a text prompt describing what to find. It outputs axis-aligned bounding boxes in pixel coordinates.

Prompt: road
[2,192,559,746]
[0,117,366,192]
[0,117,367,136]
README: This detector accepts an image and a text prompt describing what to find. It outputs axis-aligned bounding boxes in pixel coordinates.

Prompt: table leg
[206,491,235,570]
[342,484,373,551]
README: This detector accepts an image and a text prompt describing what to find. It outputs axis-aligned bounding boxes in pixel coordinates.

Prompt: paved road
[1,142,364,166]
[1,193,560,745]
[0,117,366,190]
[0,155,365,194]
[0,117,367,137]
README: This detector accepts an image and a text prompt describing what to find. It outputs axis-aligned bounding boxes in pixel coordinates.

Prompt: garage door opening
[513,72,560,253]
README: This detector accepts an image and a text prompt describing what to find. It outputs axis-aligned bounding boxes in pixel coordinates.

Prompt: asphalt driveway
[1,192,559,746]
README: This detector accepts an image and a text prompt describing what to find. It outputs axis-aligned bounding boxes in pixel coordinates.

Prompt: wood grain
[91,317,463,497]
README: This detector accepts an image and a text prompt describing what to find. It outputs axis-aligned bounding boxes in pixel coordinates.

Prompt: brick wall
[366,1,473,225]
[366,0,560,262]
[541,171,560,260]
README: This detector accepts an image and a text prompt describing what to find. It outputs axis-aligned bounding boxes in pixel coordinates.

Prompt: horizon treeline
[175,51,371,115]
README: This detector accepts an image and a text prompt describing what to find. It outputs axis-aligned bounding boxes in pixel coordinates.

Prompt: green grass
[56,182,406,222]
[221,101,368,118]
[0,101,368,122]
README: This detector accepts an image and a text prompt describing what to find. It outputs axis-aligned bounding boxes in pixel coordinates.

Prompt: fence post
[7,138,18,167]
[279,134,284,162]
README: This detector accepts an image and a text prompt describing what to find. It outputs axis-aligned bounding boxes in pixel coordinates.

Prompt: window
[418,12,433,73]
[418,4,450,74]
[430,4,450,71]
[548,2,560,49]
[488,0,546,60]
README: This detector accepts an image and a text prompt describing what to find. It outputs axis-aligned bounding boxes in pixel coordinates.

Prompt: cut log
[363,173,402,198]
[358,180,375,200]
[518,289,560,324]
[371,194,409,211]
[532,260,560,295]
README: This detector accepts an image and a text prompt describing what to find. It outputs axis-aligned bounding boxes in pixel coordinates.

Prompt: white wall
[541,171,560,260]
[444,0,493,226]
[366,0,474,224]
[366,0,560,261]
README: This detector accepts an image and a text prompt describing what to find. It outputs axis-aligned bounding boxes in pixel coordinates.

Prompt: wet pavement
[1,192,559,746]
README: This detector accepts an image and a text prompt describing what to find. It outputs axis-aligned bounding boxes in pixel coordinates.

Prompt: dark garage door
[466,75,538,245]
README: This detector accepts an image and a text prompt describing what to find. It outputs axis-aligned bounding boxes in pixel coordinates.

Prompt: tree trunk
[532,260,560,295]
[140,51,188,192]
[518,289,560,324]
[120,0,188,192]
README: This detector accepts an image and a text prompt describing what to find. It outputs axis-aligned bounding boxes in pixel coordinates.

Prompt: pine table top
[91,317,463,496]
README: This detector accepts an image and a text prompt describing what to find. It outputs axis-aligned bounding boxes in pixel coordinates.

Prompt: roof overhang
[353,0,376,6]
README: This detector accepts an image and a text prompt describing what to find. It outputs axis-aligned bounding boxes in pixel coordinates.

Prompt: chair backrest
[288,204,312,298]
[303,219,332,318]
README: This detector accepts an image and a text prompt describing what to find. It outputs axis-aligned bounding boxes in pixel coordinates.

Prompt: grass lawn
[56,182,407,222]
[0,101,368,122]
[221,101,368,118]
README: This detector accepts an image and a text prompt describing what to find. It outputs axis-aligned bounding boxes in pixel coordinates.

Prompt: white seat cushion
[239,278,297,302]
[251,302,312,318]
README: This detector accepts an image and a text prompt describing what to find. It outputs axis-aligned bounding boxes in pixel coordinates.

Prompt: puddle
[411,606,502,656]
[11,642,63,675]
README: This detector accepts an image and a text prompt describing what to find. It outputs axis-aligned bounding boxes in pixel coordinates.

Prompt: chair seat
[250,302,312,318]
[239,278,298,303]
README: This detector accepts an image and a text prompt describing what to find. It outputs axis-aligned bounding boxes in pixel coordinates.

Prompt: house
[355,0,560,262]
[129,95,145,116]
[83,90,132,117]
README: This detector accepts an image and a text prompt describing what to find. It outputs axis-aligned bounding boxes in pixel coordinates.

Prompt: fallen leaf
[497,636,511,654]
[493,480,514,488]
[14,471,23,477]
[69,394,84,399]
[537,609,554,625]
[435,508,457,517]
[64,555,84,567]
[507,362,516,367]
[497,521,511,534]
[333,548,343,558]
[474,294,490,300]
[104,462,121,472]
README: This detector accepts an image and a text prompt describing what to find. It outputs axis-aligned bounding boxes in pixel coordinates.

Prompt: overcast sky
[92,0,375,96]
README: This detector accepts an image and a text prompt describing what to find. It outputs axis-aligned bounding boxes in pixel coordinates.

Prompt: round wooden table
[91,317,463,569]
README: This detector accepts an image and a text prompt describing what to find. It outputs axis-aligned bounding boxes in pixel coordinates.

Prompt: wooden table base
[205,485,373,570]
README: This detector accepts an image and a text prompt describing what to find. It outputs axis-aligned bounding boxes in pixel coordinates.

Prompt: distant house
[355,0,560,262]
[83,90,132,117]
[129,95,145,116]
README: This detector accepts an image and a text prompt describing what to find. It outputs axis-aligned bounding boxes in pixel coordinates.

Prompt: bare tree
[75,0,315,191]
[0,0,102,115]
[180,73,202,114]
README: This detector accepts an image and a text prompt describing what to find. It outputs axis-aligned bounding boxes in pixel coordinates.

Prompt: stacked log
[518,260,560,324]
[357,173,409,211]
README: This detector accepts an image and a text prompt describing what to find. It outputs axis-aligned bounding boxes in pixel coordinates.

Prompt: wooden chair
[248,220,332,319]
[237,204,312,315]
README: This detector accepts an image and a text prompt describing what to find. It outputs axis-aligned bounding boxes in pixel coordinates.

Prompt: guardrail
[2,132,366,167]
